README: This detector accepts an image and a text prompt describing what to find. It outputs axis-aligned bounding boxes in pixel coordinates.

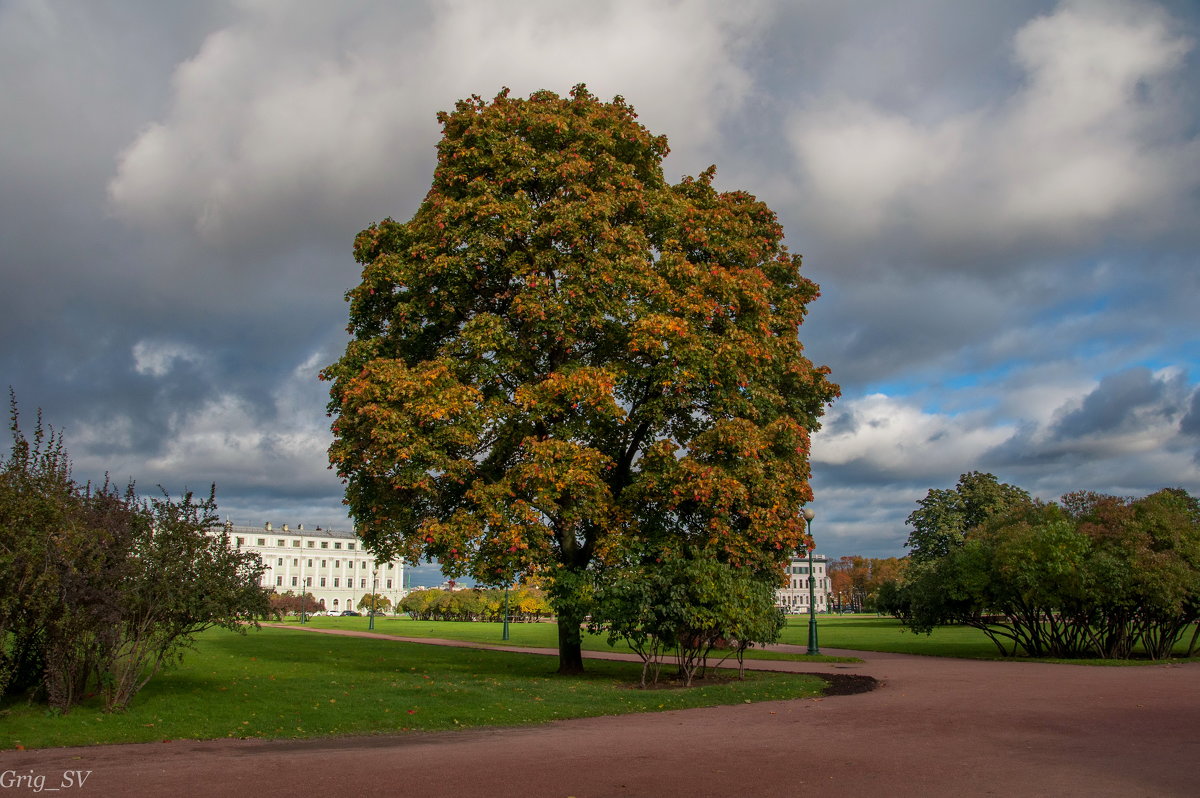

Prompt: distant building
[213,522,407,613]
[777,553,830,613]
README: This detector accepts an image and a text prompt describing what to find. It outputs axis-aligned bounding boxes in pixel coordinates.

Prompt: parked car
[340,610,361,616]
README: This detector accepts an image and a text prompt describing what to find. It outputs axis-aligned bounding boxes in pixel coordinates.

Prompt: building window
[333,599,339,609]
[348,543,355,550]
[321,541,328,549]
[334,560,340,568]
[236,537,245,546]
[306,577,312,587]
[307,541,315,548]
[361,562,367,569]
[292,540,300,547]
[276,539,284,547]
[307,559,313,567]
[321,560,327,568]
[257,538,266,546]
[291,577,298,587]
[276,576,283,586]
[334,542,342,549]
[360,579,366,589]
[333,578,339,587]
[292,558,298,566]
[320,578,326,587]
[277,557,283,566]
[386,579,393,589]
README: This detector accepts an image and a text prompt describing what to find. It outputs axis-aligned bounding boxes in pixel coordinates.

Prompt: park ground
[1,622,1197,798]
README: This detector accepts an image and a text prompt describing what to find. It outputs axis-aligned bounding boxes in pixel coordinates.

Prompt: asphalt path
[2,628,1197,797]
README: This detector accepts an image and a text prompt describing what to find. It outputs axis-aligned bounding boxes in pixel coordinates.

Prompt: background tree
[323,86,837,673]
[356,593,393,614]
[905,472,1030,565]
[828,555,907,611]
[894,488,1200,659]
[269,590,320,617]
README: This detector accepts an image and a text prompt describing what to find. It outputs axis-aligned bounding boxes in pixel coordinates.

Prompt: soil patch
[817,671,879,695]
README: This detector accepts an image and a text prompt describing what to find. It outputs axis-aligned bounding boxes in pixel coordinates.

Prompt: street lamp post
[502,585,511,641]
[803,507,820,656]
[369,570,378,631]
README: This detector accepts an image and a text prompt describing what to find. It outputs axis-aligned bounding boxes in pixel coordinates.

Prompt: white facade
[776,553,830,613]
[215,522,406,613]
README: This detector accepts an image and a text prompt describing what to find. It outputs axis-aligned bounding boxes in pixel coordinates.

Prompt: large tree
[323,86,838,673]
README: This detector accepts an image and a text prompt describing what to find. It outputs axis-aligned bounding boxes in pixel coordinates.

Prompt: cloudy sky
[3,0,1198,581]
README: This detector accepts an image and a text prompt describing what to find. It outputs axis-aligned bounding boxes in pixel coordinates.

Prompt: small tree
[97,489,269,711]
[356,593,392,614]
[590,554,783,686]
[399,589,434,620]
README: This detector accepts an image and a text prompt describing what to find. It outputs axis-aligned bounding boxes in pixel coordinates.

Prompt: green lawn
[279,614,860,663]
[1,626,827,751]
[779,614,1002,658]
[780,613,1200,662]
[304,612,1199,664]
[284,612,997,659]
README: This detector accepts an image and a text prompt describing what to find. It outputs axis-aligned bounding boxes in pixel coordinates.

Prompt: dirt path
[3,627,1197,797]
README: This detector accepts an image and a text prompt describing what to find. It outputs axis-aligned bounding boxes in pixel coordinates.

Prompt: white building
[215,522,407,614]
[776,553,830,613]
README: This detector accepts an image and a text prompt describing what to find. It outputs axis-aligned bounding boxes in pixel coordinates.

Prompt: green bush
[1,396,268,712]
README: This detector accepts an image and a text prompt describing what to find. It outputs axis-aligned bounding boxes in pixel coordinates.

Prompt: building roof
[218,522,357,540]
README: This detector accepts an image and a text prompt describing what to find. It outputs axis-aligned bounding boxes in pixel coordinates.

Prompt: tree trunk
[556,613,585,674]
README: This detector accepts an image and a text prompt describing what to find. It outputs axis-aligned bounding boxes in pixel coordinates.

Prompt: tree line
[827,555,906,612]
[880,472,1200,659]
[267,590,322,617]
[399,586,550,622]
[0,398,269,712]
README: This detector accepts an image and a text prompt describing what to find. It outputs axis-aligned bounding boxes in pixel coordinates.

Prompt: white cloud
[132,339,206,377]
[787,103,971,238]
[784,0,1199,260]
[106,0,761,252]
[812,393,1015,479]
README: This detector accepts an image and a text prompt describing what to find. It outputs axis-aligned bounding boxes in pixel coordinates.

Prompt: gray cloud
[1050,368,1187,440]
[1182,391,1200,437]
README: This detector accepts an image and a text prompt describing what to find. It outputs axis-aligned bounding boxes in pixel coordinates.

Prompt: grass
[304,613,1199,664]
[781,613,1200,663]
[279,614,861,663]
[780,614,1002,658]
[1,626,828,751]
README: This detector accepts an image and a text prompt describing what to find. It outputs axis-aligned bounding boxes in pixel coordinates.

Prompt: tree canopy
[905,471,1030,565]
[323,86,838,672]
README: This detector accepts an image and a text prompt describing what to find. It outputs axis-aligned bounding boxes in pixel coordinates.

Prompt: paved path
[2,628,1197,797]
